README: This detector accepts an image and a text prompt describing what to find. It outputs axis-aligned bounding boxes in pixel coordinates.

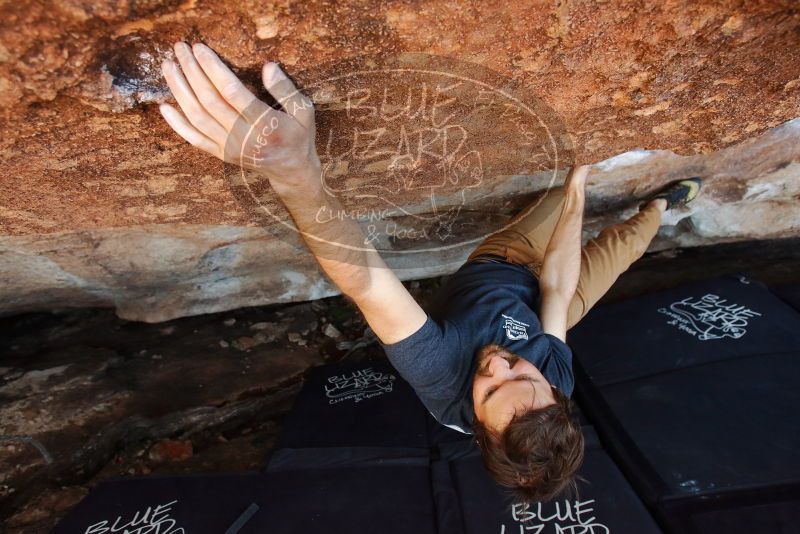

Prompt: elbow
[538,269,566,295]
[539,281,574,302]
[538,280,558,295]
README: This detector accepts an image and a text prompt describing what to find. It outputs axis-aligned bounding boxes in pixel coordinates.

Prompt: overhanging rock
[1,119,798,322]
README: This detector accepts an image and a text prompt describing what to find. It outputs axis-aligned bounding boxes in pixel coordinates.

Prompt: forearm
[539,185,585,296]
[539,182,585,340]
[270,167,427,343]
[158,42,427,343]
[269,165,385,300]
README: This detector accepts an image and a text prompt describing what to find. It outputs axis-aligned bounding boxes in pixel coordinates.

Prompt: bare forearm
[540,185,585,297]
[271,170,427,343]
[539,175,586,341]
[269,166,384,299]
[159,42,428,345]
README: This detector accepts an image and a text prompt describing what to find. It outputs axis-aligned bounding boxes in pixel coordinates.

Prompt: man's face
[471,344,556,433]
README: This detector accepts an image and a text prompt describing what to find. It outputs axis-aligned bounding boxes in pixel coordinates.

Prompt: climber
[158,42,702,503]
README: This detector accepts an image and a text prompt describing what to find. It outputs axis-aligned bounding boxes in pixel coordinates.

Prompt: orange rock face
[0,0,798,320]
[1,0,798,234]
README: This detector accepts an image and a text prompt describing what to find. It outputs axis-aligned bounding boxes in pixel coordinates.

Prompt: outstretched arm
[159,41,426,343]
[538,165,588,342]
[267,177,428,345]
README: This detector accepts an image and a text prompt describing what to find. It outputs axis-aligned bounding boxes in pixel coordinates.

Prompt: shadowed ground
[0,236,798,532]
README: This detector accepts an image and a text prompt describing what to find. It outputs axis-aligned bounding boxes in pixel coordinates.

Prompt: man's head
[471,344,585,503]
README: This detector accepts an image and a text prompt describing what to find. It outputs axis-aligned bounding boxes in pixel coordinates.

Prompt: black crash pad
[772,283,800,314]
[574,348,800,531]
[431,426,662,534]
[675,496,800,534]
[267,358,475,472]
[595,350,800,497]
[275,358,429,450]
[569,276,800,532]
[54,468,438,534]
[569,275,800,386]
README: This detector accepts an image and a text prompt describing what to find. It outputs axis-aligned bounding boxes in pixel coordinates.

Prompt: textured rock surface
[0,296,359,532]
[0,0,799,321]
[2,2,799,530]
[2,119,799,321]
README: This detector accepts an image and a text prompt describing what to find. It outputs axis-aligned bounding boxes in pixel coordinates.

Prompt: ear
[516,474,536,487]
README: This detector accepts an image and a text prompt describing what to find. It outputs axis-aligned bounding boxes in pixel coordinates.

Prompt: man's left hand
[159,41,321,191]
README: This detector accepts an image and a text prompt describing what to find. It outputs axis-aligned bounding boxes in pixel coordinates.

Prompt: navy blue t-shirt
[381,260,574,434]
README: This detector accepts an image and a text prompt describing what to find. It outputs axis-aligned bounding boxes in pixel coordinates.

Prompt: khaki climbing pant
[467,187,662,330]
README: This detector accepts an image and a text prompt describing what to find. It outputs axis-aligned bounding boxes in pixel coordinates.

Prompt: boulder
[0,0,798,321]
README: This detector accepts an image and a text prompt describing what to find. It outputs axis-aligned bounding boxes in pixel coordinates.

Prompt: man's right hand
[160,41,321,191]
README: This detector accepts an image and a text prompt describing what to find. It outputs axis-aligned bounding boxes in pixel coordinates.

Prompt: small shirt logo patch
[501,313,530,340]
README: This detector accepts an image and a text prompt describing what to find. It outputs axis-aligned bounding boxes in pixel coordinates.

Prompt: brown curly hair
[472,385,585,504]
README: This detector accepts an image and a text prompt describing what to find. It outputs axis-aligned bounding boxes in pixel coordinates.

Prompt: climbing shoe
[643,177,702,210]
